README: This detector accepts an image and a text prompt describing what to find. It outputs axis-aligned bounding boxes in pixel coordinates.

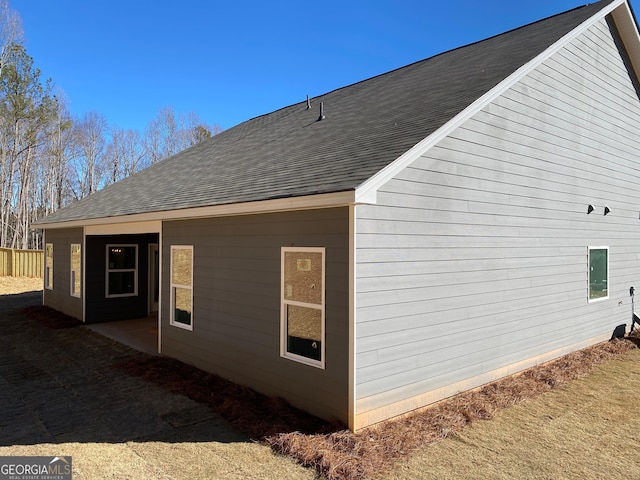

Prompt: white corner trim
[355,0,627,204]
[612,1,640,77]
[348,204,357,431]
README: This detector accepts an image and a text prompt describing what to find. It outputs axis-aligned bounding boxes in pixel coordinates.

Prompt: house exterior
[34,0,640,431]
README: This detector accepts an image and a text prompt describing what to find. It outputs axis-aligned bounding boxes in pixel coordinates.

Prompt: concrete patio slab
[85,317,159,355]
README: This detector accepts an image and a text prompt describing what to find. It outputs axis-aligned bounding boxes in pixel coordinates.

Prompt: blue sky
[11,0,589,133]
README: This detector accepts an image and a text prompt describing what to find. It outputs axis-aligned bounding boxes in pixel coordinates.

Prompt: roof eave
[33,190,357,230]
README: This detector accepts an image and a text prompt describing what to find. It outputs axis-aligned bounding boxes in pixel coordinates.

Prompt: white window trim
[105,244,138,298]
[45,243,53,290]
[588,246,609,303]
[70,243,81,298]
[170,245,194,331]
[280,246,326,369]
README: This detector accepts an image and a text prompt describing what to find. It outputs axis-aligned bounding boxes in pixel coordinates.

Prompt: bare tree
[12,88,56,249]
[0,0,222,249]
[104,126,146,185]
[0,0,23,79]
[144,106,179,164]
[0,43,54,248]
[39,93,74,213]
[181,111,222,147]
[70,111,107,199]
[143,106,221,165]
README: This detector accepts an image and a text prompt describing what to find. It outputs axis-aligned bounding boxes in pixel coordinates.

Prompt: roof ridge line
[231,1,607,130]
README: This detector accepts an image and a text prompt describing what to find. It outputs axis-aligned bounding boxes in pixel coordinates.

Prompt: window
[281,247,325,368]
[106,245,137,297]
[589,246,608,302]
[70,244,81,298]
[170,245,193,330]
[45,243,53,290]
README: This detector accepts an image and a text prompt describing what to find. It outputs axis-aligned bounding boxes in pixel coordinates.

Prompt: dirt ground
[0,275,42,294]
[0,277,314,480]
[3,276,640,480]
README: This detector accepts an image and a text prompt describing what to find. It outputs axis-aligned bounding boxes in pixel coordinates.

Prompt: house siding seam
[353,16,640,426]
[161,207,350,424]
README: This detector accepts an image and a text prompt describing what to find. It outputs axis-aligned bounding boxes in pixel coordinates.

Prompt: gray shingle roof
[37,0,614,225]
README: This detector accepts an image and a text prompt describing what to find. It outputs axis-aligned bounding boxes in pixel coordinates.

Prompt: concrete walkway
[85,317,159,355]
[0,291,243,446]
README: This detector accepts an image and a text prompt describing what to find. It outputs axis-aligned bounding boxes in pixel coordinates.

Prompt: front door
[148,243,159,315]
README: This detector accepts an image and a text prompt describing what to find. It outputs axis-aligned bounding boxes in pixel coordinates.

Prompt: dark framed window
[588,246,608,302]
[106,245,138,297]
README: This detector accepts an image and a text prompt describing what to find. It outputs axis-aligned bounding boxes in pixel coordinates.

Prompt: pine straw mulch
[113,355,341,438]
[268,337,639,480]
[113,335,640,480]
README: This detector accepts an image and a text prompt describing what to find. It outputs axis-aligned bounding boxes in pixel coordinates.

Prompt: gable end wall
[354,16,640,428]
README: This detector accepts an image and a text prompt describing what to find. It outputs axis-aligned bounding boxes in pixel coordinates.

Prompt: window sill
[281,351,325,369]
[170,321,193,331]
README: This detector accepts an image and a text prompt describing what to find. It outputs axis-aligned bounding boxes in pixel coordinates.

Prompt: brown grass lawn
[0,275,42,294]
[3,276,640,479]
[383,348,640,480]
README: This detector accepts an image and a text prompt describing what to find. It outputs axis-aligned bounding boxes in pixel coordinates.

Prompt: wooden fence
[0,247,43,278]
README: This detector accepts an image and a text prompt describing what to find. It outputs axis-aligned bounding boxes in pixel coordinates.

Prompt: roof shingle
[37,0,614,225]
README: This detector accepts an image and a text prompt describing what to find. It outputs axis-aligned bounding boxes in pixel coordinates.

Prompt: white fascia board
[612,1,640,77]
[36,190,356,230]
[355,0,626,205]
